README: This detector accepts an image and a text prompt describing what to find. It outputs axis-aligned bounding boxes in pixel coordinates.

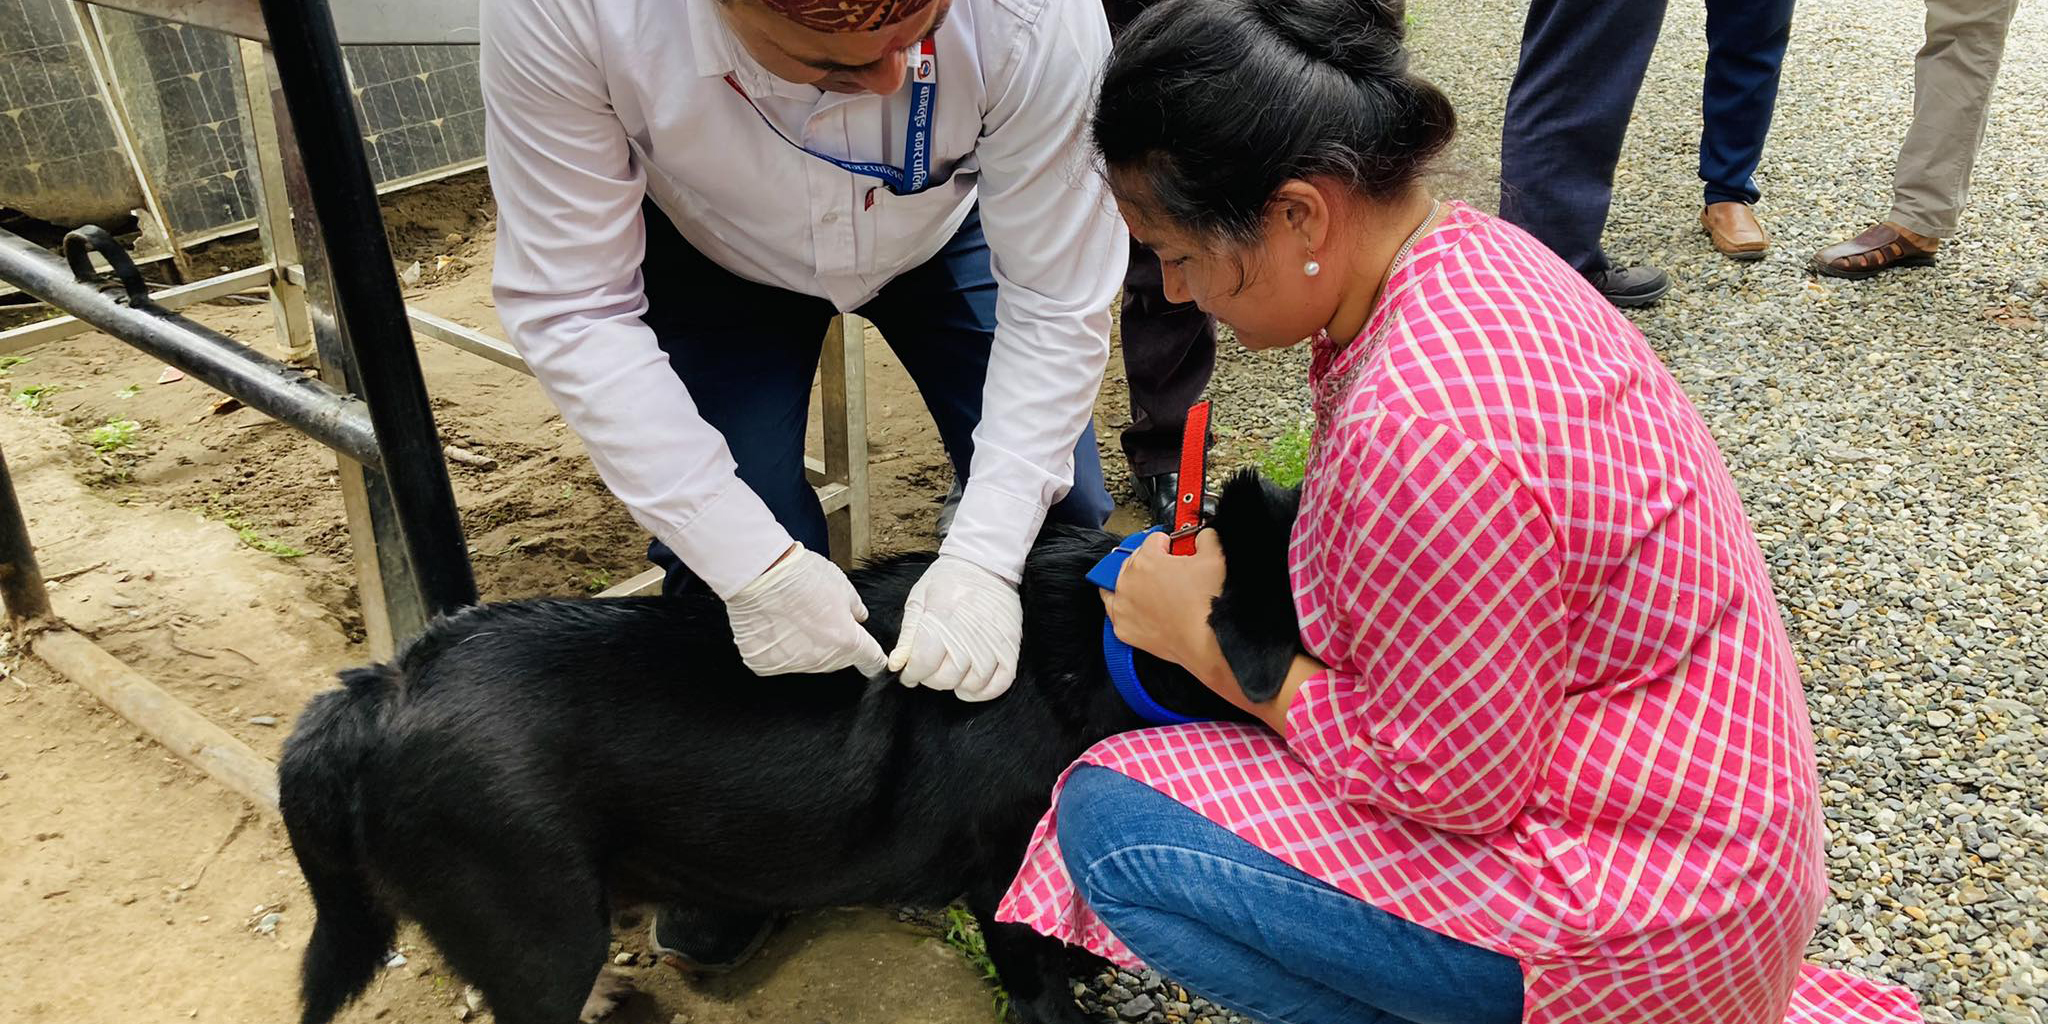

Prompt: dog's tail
[278,664,400,1024]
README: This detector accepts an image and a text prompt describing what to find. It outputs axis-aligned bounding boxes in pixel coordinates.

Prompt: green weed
[203,498,307,559]
[90,418,141,455]
[0,355,31,373]
[1257,422,1314,489]
[13,383,59,410]
[941,904,1010,1021]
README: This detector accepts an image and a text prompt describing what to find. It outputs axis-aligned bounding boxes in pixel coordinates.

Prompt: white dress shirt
[480,0,1127,598]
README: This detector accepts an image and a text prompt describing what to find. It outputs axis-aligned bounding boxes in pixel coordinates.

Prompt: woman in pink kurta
[994,1,1924,1023]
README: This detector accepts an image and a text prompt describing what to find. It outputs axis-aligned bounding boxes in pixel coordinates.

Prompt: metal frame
[0,0,479,657]
[0,263,270,354]
[1,0,872,626]
[65,1,196,282]
[0,0,874,812]
[84,0,484,45]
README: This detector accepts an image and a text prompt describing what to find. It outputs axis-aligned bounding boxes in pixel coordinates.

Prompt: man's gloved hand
[726,544,889,677]
[887,554,1023,702]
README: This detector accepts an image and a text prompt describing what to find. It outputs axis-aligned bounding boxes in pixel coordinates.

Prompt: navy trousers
[639,202,1113,595]
[1500,0,1795,273]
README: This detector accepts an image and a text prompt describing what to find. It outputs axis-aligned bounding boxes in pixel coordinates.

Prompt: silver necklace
[1312,198,1445,436]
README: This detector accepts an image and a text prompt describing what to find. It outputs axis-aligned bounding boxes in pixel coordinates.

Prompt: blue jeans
[637,202,1113,594]
[1057,765,1524,1024]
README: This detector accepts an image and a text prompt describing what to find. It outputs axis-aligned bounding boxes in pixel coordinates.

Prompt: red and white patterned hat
[756,0,939,33]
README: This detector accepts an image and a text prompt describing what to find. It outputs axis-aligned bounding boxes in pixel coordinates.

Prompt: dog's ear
[1206,469,1304,703]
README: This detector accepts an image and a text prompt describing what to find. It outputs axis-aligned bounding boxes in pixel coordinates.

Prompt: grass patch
[90,418,141,455]
[1258,422,1314,489]
[204,498,308,559]
[13,383,60,410]
[941,904,1010,1021]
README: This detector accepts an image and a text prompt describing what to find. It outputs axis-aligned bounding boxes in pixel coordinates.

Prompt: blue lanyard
[723,38,938,196]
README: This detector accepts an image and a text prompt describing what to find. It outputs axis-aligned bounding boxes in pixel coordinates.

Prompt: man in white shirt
[483,0,1120,668]
[482,0,1122,968]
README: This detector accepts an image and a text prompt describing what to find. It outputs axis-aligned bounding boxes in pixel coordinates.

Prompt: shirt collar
[687,0,737,77]
[689,0,821,100]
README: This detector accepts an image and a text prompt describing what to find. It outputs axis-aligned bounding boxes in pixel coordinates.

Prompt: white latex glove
[726,544,890,677]
[887,554,1023,702]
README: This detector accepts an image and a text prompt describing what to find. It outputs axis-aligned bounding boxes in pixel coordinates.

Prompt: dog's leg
[967,888,1098,1024]
[578,969,637,1023]
[392,854,613,1024]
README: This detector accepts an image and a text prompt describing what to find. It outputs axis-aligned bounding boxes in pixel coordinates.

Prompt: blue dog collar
[1086,528,1208,727]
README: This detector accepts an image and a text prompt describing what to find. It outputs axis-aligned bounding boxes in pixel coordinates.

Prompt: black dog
[279,470,1302,1024]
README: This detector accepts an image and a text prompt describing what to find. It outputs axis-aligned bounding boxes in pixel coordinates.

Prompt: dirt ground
[0,173,1156,1024]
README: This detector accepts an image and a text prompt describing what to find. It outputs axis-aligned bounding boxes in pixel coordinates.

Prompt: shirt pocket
[861,169,977,277]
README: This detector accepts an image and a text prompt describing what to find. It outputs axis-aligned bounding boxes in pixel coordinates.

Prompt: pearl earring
[1303,256,1321,277]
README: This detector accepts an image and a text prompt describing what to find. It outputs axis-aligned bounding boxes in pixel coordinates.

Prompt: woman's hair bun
[1094,0,1454,250]
[1244,0,1409,79]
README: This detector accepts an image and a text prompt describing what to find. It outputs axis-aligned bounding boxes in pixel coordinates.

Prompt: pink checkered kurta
[997,203,1923,1024]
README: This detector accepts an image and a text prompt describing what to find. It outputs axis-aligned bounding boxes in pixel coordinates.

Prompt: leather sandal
[1810,222,1938,280]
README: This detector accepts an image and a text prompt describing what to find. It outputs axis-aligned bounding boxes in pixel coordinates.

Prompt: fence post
[257,0,479,627]
[0,446,54,628]
[263,50,428,658]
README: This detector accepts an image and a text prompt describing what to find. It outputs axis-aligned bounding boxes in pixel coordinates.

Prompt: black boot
[1584,265,1671,308]
[1130,472,1215,529]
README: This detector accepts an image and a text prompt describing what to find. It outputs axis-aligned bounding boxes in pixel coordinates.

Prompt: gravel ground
[1089,1,2048,1022]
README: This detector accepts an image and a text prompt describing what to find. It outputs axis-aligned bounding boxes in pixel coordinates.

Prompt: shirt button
[821,212,840,224]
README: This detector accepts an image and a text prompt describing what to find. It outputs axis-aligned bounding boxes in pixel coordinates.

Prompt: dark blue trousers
[1500,0,1795,273]
[638,202,1113,595]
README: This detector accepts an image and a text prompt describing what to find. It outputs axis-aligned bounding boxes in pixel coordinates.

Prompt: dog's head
[1008,467,1304,725]
[1200,468,1305,703]
[1097,467,1303,724]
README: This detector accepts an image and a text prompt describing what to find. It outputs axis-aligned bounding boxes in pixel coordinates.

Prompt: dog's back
[277,482,1298,1024]
[277,529,1139,1024]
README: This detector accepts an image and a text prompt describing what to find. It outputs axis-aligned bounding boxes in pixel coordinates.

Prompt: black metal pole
[0,446,53,625]
[254,0,477,614]
[0,228,384,469]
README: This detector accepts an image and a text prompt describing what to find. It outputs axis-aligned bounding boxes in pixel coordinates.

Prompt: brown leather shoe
[1700,202,1769,260]
[1810,222,1939,280]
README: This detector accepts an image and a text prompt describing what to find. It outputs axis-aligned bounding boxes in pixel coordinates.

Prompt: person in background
[1501,0,1797,305]
[1105,0,1220,528]
[1810,0,2019,279]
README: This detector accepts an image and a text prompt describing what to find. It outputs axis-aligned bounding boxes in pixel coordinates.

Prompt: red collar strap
[1169,400,1211,555]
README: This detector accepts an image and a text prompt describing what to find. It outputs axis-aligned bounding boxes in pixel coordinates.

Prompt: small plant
[90,418,141,455]
[0,355,30,373]
[13,383,59,410]
[1258,422,1314,489]
[203,498,308,559]
[116,383,142,399]
[941,903,1010,1021]
[232,519,308,559]
[585,570,613,593]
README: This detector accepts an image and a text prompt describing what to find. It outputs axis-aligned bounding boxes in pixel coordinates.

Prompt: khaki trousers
[1890,0,2022,237]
